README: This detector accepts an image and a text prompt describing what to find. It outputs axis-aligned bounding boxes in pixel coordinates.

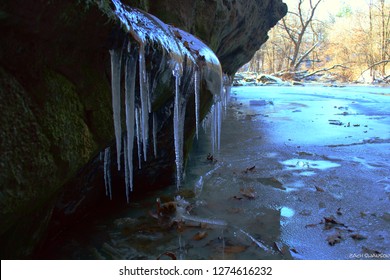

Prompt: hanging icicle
[135,107,142,169]
[123,137,130,203]
[104,147,112,200]
[124,47,137,200]
[194,68,200,140]
[138,44,149,162]
[173,62,184,189]
[217,100,222,151]
[109,49,123,171]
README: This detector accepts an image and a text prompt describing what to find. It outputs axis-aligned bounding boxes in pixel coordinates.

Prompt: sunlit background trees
[245,0,390,82]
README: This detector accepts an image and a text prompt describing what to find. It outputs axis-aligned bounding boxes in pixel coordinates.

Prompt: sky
[282,0,371,20]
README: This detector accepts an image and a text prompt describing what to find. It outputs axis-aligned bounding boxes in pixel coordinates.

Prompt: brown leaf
[183,41,190,50]
[224,245,247,254]
[273,241,292,257]
[323,215,346,230]
[173,30,182,40]
[244,165,256,173]
[327,233,342,246]
[192,231,208,241]
[362,246,381,255]
[315,186,325,192]
[157,251,177,260]
[240,187,256,199]
[156,198,177,216]
[350,234,367,241]
[305,223,318,228]
[290,248,299,254]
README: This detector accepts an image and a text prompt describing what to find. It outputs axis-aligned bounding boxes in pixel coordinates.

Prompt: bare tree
[281,0,323,71]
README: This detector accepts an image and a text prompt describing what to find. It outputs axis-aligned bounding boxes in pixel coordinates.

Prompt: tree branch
[294,42,320,69]
[303,64,349,78]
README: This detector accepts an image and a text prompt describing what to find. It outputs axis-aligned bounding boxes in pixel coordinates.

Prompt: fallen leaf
[350,234,367,241]
[323,215,346,230]
[157,251,177,260]
[183,41,190,50]
[273,242,294,259]
[240,187,256,199]
[224,245,248,254]
[290,248,299,254]
[243,165,256,173]
[192,231,208,241]
[297,151,313,156]
[305,223,318,228]
[362,246,381,255]
[315,186,325,192]
[156,198,177,216]
[327,233,342,246]
[173,30,182,40]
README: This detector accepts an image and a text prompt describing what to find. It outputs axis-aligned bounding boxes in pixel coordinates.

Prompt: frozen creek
[47,85,390,260]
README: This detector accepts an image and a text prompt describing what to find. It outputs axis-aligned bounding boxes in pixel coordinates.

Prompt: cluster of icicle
[102,0,227,203]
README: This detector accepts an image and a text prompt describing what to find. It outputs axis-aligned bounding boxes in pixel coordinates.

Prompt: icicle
[135,107,142,169]
[153,112,158,158]
[173,62,184,189]
[147,74,152,114]
[103,147,112,200]
[123,137,130,203]
[138,44,149,162]
[124,50,137,200]
[210,105,216,153]
[217,101,222,151]
[109,49,123,171]
[194,68,200,140]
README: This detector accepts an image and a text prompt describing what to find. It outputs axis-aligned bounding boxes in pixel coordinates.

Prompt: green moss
[41,70,98,177]
[0,67,57,234]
